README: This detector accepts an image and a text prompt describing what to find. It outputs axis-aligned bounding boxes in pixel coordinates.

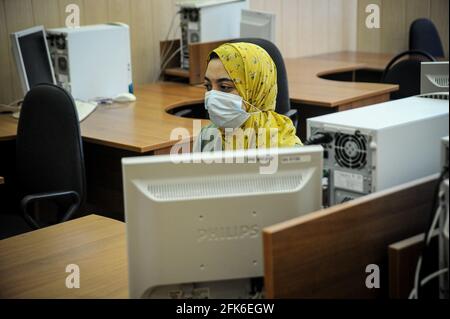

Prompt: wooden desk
[0,82,207,218]
[81,83,206,153]
[308,51,395,71]
[0,215,128,298]
[263,175,437,299]
[284,51,398,138]
[0,52,398,217]
[0,52,397,150]
[285,54,397,108]
[0,82,206,153]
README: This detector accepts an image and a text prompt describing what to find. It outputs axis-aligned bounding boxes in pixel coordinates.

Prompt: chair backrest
[409,18,445,58]
[229,38,291,115]
[382,50,435,100]
[16,84,86,205]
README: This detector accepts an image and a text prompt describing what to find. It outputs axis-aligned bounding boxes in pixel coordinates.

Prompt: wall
[249,0,357,58]
[357,0,449,57]
[0,0,358,104]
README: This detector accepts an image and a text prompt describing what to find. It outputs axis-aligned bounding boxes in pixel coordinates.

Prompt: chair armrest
[21,191,80,229]
[174,109,193,117]
[284,109,299,129]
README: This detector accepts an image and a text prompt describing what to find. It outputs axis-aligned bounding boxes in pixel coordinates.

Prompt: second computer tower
[307,93,449,206]
[177,0,248,69]
[47,23,133,101]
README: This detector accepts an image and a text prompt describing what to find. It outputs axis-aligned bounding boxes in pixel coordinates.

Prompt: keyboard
[11,100,97,122]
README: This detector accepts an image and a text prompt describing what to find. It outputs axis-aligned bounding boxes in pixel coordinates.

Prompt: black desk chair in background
[381,50,435,100]
[229,38,299,128]
[0,84,86,239]
[409,18,445,59]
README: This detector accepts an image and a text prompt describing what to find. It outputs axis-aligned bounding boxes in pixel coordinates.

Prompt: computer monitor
[421,61,449,94]
[240,9,276,43]
[122,147,323,298]
[10,25,56,95]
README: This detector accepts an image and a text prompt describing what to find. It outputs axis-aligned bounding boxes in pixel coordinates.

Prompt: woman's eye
[204,84,212,91]
[221,85,233,91]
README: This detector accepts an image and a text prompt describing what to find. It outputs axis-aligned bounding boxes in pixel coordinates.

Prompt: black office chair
[229,38,298,128]
[409,18,445,59]
[381,50,435,100]
[0,84,86,239]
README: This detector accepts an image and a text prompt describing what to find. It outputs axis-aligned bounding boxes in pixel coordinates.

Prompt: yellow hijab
[210,42,302,149]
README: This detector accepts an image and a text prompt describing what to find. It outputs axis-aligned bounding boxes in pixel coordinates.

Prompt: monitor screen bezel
[11,25,57,95]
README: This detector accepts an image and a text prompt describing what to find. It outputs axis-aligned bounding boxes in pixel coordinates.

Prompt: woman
[193,42,302,152]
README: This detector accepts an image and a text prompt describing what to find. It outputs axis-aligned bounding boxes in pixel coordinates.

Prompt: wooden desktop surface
[0,52,398,152]
[0,82,207,153]
[286,56,397,107]
[308,51,396,70]
[0,215,128,299]
[263,175,437,299]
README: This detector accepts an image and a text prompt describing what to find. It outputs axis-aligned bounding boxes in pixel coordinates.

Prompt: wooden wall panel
[282,0,299,58]
[0,0,358,104]
[357,0,449,57]
[311,0,329,55]
[151,0,179,83]
[248,0,264,11]
[58,0,84,26]
[297,0,314,57]
[266,0,283,54]
[0,0,14,105]
[31,0,60,28]
[83,0,108,25]
[405,0,430,31]
[247,0,358,58]
[108,0,131,24]
[343,0,358,51]
[329,0,344,53]
[129,0,154,85]
[380,0,406,53]
[357,0,382,53]
[4,0,34,101]
[430,0,449,57]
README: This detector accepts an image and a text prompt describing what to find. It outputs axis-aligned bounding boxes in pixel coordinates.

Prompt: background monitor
[10,25,56,95]
[240,9,276,43]
[421,61,449,94]
[122,147,323,298]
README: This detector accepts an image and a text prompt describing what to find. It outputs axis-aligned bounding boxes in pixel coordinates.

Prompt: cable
[416,168,449,298]
[157,10,181,82]
[158,47,182,81]
[422,268,448,287]
[303,132,333,146]
[410,168,448,299]
[0,99,22,113]
[409,268,448,299]
[160,10,181,63]
[413,206,442,299]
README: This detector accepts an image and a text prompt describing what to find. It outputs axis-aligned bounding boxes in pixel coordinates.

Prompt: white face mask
[205,90,250,129]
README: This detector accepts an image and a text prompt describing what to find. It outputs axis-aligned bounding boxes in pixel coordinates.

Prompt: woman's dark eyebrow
[204,76,211,82]
[217,78,233,83]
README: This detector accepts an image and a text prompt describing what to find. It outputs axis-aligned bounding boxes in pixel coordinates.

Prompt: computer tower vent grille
[419,92,449,100]
[146,174,305,201]
[426,75,449,88]
[334,133,367,170]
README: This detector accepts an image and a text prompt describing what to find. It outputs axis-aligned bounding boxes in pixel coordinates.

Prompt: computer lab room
[0,0,448,302]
